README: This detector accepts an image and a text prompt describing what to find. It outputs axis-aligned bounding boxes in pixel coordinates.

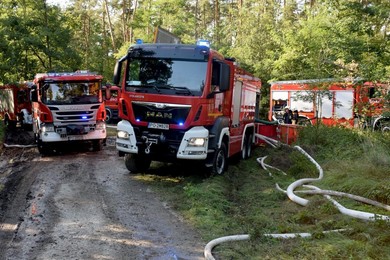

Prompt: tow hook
[145,142,153,154]
[141,136,157,154]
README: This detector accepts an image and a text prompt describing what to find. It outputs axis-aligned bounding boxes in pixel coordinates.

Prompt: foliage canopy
[0,0,389,86]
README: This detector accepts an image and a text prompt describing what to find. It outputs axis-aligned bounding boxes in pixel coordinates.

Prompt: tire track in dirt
[2,144,204,260]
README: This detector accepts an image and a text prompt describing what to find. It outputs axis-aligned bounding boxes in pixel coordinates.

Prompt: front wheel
[124,153,151,173]
[37,139,51,155]
[105,108,112,124]
[92,140,103,151]
[211,143,227,175]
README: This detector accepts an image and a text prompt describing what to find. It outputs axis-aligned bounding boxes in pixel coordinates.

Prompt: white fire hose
[204,136,390,259]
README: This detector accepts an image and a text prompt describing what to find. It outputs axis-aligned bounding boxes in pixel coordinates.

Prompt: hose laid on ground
[296,186,390,211]
[3,143,36,148]
[254,133,280,148]
[257,156,287,177]
[304,185,390,221]
[204,229,350,260]
[205,136,389,259]
[204,235,250,260]
[285,145,324,206]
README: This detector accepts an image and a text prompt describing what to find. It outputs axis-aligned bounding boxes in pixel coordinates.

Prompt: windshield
[125,58,207,96]
[41,81,101,105]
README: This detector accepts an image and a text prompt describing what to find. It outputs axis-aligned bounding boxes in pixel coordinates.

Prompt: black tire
[37,139,50,155]
[105,108,112,124]
[92,140,103,151]
[211,143,227,175]
[4,117,16,130]
[124,153,151,173]
[246,133,253,159]
[241,134,248,160]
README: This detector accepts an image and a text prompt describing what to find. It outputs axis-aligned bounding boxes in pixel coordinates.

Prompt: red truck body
[0,83,32,128]
[114,42,261,174]
[269,80,389,130]
[31,71,107,154]
[102,85,121,123]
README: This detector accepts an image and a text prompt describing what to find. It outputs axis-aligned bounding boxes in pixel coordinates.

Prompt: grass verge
[141,125,390,259]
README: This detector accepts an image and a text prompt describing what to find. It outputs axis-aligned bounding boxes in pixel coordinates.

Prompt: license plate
[148,122,169,130]
[68,135,84,141]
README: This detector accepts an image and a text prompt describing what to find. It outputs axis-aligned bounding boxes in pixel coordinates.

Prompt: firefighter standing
[283,106,292,124]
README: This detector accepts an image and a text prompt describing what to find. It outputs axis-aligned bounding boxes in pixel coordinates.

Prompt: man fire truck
[30,71,107,154]
[0,83,32,129]
[269,79,389,130]
[114,40,261,174]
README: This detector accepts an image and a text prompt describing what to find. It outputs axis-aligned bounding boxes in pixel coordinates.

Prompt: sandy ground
[0,131,205,260]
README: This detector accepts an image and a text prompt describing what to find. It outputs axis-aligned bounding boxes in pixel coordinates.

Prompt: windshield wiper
[129,84,161,93]
[172,86,194,96]
[128,84,193,95]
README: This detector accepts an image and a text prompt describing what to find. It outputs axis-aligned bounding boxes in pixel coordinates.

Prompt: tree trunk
[103,0,117,52]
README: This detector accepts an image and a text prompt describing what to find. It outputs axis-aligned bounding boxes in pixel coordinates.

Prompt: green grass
[140,125,390,259]
[106,125,117,137]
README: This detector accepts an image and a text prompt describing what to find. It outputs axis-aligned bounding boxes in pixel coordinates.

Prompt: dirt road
[0,133,204,260]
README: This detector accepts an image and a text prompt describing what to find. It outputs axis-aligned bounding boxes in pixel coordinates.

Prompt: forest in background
[1,0,389,89]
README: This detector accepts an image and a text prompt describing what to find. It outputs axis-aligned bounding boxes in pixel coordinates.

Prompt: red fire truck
[113,41,261,174]
[0,83,32,129]
[269,79,389,130]
[30,71,107,154]
[102,84,120,123]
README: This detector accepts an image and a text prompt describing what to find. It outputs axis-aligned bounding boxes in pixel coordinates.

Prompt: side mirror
[113,61,122,85]
[30,85,38,102]
[105,88,111,100]
[208,61,230,99]
[219,63,230,91]
[113,55,127,85]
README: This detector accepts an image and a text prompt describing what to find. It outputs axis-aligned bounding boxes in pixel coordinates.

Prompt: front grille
[49,104,99,125]
[132,101,191,125]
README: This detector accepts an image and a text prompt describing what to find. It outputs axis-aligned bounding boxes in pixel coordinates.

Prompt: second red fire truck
[269,79,389,130]
[0,83,32,129]
[31,71,107,154]
[114,40,261,174]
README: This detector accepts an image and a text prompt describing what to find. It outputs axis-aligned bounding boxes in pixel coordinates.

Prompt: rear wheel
[124,153,152,173]
[241,134,248,159]
[246,133,253,159]
[211,143,227,175]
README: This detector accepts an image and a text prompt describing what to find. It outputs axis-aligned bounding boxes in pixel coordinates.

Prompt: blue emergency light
[196,39,210,47]
[135,39,143,44]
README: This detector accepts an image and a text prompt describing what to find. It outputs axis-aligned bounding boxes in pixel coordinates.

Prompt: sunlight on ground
[0,223,18,232]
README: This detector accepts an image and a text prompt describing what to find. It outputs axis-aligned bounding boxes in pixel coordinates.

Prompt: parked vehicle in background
[0,83,32,129]
[269,79,389,131]
[102,84,120,123]
[30,71,107,154]
[114,40,261,174]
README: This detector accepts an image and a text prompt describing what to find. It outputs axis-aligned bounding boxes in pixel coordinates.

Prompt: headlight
[188,137,206,147]
[42,124,54,132]
[117,130,129,139]
[96,121,106,130]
